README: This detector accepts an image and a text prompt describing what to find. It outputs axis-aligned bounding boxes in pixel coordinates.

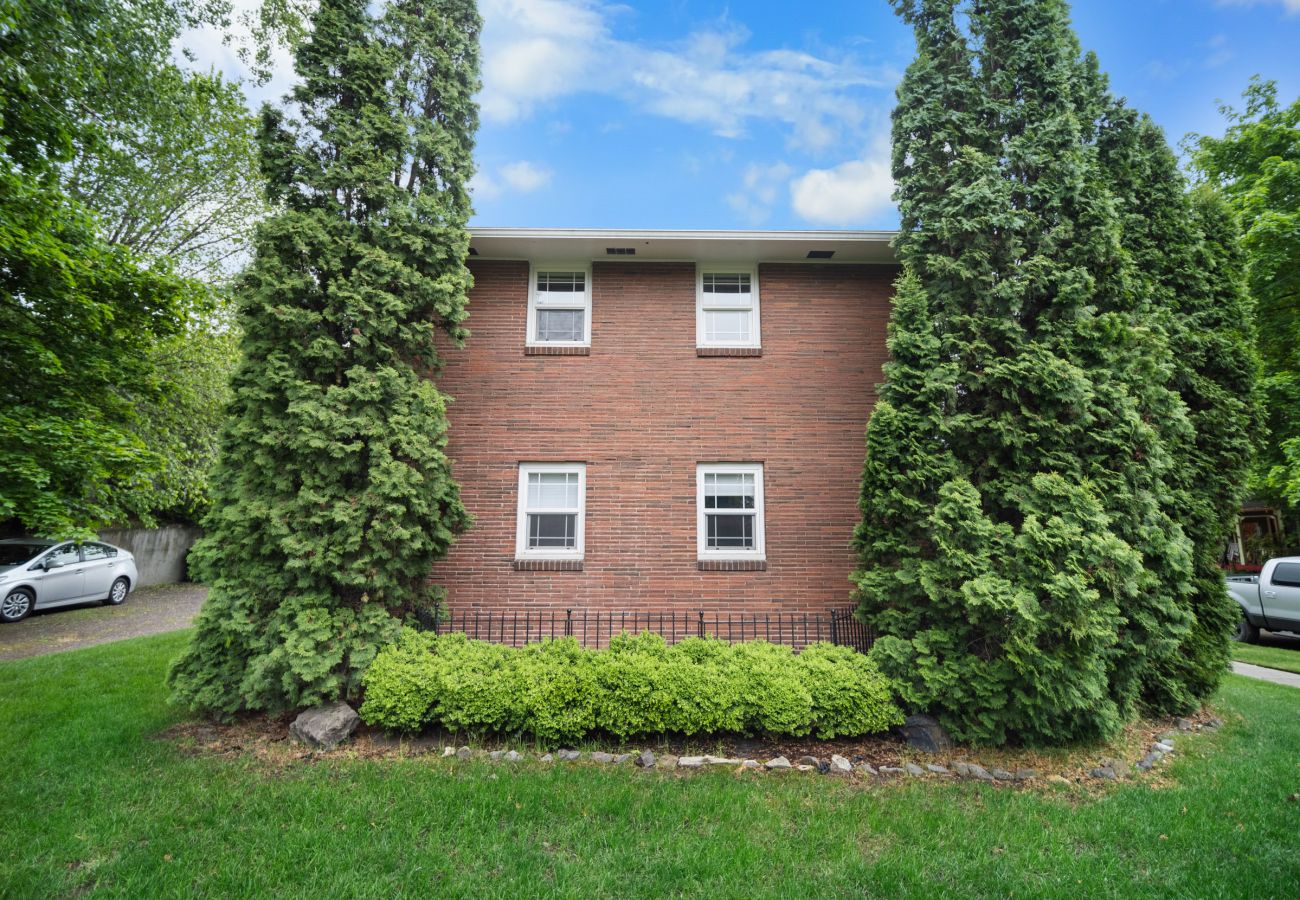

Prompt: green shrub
[360,629,904,744]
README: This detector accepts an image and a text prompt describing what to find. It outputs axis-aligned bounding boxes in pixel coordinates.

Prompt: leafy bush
[360,630,904,744]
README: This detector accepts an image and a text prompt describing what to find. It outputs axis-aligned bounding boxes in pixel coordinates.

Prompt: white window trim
[527,263,592,348]
[696,266,760,349]
[515,463,587,561]
[696,463,766,561]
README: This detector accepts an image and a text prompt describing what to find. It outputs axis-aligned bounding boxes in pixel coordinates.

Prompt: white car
[0,538,138,623]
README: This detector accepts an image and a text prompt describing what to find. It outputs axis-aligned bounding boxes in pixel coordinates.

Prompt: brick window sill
[697,347,762,358]
[697,559,767,572]
[525,345,590,356]
[513,558,584,572]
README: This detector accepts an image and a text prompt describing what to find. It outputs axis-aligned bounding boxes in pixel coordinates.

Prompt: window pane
[707,513,754,549]
[704,310,752,343]
[703,273,751,293]
[528,472,579,509]
[704,472,754,509]
[81,544,112,560]
[536,309,585,342]
[529,513,576,548]
[1273,563,1300,587]
[537,271,585,293]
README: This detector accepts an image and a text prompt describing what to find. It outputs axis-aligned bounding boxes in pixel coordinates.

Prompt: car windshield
[0,543,51,566]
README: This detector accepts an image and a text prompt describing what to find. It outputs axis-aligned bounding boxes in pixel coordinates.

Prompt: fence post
[697,611,705,639]
[565,609,573,638]
[830,610,840,647]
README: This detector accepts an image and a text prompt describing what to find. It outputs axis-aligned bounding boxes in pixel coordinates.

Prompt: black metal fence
[429,607,874,653]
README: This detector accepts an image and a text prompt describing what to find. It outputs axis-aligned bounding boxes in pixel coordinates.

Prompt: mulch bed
[159,706,1225,789]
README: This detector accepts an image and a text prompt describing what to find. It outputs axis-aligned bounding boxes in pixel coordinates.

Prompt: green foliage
[1190,79,1299,512]
[169,0,481,716]
[855,0,1248,745]
[360,631,904,744]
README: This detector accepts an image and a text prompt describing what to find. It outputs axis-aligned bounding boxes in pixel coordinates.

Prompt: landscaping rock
[1175,718,1194,731]
[742,759,762,770]
[796,755,821,768]
[1155,741,1175,753]
[659,755,679,770]
[765,756,793,771]
[878,766,905,776]
[590,751,615,764]
[289,702,360,751]
[991,768,1015,781]
[704,755,741,766]
[952,761,972,777]
[678,756,705,768]
[899,714,954,753]
[1099,758,1131,778]
[1136,752,1162,771]
[556,749,581,761]
[1205,717,1223,730]
[904,763,925,777]
[613,753,634,765]
[442,746,455,758]
[635,750,656,769]
[1090,767,1118,780]
[505,750,523,762]
[857,763,880,776]
[456,746,472,760]
[966,764,994,782]
[925,764,949,775]
[487,750,505,761]
[1013,770,1037,782]
[1046,775,1072,787]
[539,754,554,763]
[829,755,852,775]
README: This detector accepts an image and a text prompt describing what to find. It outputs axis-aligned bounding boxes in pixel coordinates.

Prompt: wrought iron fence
[428,607,874,653]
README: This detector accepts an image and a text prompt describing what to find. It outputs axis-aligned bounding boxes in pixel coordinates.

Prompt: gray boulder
[556,749,581,761]
[829,755,853,775]
[1090,767,1118,780]
[765,756,793,770]
[991,768,1015,781]
[678,756,705,768]
[857,763,879,776]
[289,702,360,751]
[899,714,953,753]
[904,763,925,776]
[505,750,523,762]
[635,750,657,768]
[456,745,472,760]
[925,764,950,775]
[590,751,615,764]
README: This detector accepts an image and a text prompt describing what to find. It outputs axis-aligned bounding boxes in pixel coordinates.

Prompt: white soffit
[469,228,898,264]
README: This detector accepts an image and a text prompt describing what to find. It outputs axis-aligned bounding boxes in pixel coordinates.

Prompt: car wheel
[1232,613,1260,644]
[104,577,130,607]
[1,588,35,623]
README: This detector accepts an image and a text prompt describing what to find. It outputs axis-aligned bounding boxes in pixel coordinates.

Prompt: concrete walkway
[1230,661,1300,689]
[0,583,207,661]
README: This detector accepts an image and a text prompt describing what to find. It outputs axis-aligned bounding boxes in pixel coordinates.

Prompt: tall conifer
[169,0,480,715]
[856,0,1197,744]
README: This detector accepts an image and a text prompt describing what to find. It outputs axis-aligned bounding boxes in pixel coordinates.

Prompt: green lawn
[1231,642,1300,675]
[2,633,1298,898]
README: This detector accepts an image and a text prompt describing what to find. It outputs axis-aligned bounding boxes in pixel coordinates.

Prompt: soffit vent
[605,247,636,255]
[806,249,835,259]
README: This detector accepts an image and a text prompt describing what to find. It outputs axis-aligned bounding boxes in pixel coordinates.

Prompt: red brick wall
[429,259,896,615]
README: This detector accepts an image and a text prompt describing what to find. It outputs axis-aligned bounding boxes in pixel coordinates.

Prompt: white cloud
[470,160,554,201]
[1216,0,1300,12]
[478,0,891,152]
[790,152,894,226]
[726,162,794,225]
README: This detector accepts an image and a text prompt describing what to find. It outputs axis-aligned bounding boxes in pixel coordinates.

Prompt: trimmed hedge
[360,629,903,744]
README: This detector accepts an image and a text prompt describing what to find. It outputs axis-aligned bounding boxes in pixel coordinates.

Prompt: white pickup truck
[1225,557,1300,643]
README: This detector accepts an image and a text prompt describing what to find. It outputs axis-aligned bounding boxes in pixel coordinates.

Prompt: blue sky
[186,0,1300,230]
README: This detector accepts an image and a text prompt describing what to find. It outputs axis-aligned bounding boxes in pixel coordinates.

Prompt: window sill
[696,347,762,357]
[513,558,584,572]
[525,345,590,356]
[697,559,767,572]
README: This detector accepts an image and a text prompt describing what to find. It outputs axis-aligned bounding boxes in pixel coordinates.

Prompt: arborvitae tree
[855,0,1194,745]
[1093,98,1261,711]
[168,0,479,716]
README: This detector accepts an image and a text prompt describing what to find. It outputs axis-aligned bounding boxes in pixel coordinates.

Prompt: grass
[1231,641,1300,675]
[2,633,1298,898]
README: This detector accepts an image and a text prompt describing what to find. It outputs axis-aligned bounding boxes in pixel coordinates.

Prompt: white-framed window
[696,268,760,348]
[696,463,765,560]
[527,265,591,347]
[515,463,587,560]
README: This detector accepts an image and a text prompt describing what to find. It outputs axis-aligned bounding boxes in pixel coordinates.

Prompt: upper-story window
[697,268,760,349]
[528,266,591,347]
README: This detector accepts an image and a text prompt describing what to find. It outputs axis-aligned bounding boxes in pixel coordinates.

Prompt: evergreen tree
[169,0,479,715]
[855,0,1195,745]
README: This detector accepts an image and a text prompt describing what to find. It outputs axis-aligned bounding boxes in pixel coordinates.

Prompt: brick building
[430,228,898,620]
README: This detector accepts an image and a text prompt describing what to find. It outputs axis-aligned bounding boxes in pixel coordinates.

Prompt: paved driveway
[0,583,207,661]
